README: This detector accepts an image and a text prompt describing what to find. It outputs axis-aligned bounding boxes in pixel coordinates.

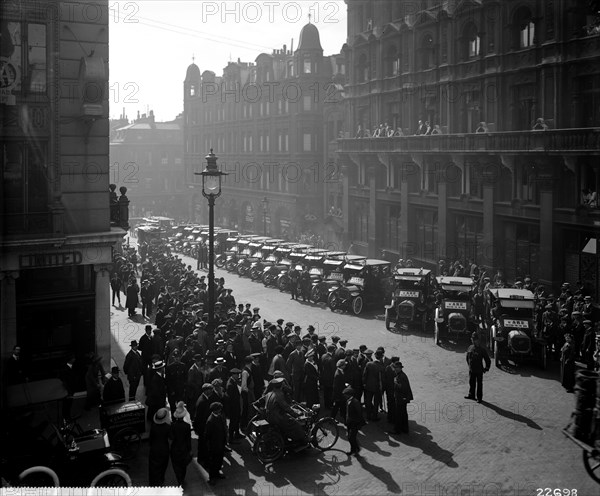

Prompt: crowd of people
[355,120,443,139]
[107,239,418,485]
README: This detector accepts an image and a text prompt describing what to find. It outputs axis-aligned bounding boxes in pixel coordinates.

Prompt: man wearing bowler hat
[123,340,144,401]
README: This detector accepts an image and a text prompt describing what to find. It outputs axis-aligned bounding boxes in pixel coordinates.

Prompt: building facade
[110,111,186,220]
[0,0,128,387]
[184,22,346,240]
[334,0,600,294]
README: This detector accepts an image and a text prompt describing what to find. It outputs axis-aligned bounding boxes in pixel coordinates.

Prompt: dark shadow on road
[479,400,542,430]
[395,422,458,468]
[354,454,402,493]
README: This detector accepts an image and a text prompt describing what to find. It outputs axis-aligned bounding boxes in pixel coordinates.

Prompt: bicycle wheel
[18,466,60,487]
[254,429,285,464]
[311,417,339,451]
[90,468,132,487]
[113,427,141,460]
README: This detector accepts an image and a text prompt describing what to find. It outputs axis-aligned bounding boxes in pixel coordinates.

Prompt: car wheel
[215,257,225,269]
[328,293,338,311]
[311,286,321,303]
[254,429,285,464]
[311,417,339,451]
[352,296,363,315]
[434,324,441,345]
[90,469,132,487]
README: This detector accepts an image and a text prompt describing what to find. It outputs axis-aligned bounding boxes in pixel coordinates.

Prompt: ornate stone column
[481,166,498,273]
[400,163,410,259]
[94,264,112,373]
[537,168,556,289]
[341,163,350,249]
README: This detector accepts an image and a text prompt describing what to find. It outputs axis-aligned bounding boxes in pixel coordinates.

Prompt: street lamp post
[262,196,269,236]
[195,149,227,330]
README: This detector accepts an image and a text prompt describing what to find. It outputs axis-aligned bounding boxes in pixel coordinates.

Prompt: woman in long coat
[170,402,192,486]
[393,362,414,434]
[149,407,171,486]
[125,278,140,317]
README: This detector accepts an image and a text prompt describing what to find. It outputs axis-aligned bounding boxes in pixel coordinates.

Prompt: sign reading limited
[19,251,83,269]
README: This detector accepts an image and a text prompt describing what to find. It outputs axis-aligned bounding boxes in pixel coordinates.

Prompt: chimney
[283,44,286,54]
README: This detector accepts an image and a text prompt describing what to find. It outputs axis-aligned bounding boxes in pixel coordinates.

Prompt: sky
[109,0,348,122]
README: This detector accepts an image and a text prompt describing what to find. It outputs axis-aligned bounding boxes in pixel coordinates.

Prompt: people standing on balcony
[415,120,424,135]
[475,121,489,133]
[393,127,404,137]
[532,118,549,131]
[582,188,597,208]
[431,124,442,135]
[423,121,432,135]
[355,124,363,138]
[363,127,371,138]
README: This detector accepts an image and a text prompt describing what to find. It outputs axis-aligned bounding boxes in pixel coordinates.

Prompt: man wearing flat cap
[286,339,306,402]
[331,360,347,421]
[264,378,309,448]
[344,386,365,456]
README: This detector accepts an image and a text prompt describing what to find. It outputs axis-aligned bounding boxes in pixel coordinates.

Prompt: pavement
[103,244,598,496]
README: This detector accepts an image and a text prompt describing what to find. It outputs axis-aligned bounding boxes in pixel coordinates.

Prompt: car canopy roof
[364,259,391,266]
[396,268,431,276]
[436,276,475,290]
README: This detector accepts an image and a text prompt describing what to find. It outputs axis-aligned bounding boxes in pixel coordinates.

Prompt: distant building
[0,0,128,388]
[335,0,600,293]
[183,22,346,240]
[110,111,186,219]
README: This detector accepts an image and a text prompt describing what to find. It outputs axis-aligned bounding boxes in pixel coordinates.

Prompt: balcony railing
[338,128,600,154]
[109,184,130,230]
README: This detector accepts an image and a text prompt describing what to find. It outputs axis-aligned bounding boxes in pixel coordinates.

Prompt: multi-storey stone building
[334,0,600,294]
[0,1,128,387]
[184,22,346,239]
[110,111,186,219]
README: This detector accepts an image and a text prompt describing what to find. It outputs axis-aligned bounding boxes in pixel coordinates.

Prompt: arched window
[421,34,434,70]
[357,53,368,82]
[515,7,535,48]
[384,45,399,77]
[464,23,481,58]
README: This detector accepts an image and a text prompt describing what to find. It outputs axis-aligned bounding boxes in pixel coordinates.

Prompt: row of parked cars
[165,229,546,369]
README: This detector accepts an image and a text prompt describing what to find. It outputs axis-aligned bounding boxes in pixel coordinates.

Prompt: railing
[109,184,130,230]
[338,128,600,154]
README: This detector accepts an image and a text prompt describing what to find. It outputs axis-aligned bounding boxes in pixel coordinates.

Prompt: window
[421,34,434,70]
[383,205,401,252]
[303,95,312,111]
[303,57,312,74]
[415,209,438,261]
[454,214,483,265]
[352,202,369,243]
[1,141,50,233]
[515,7,536,48]
[464,24,481,58]
[504,223,540,282]
[303,133,312,152]
[357,53,368,83]
[385,45,399,77]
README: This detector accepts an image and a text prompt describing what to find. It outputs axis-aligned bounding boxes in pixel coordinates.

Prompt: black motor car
[434,276,478,344]
[384,268,434,331]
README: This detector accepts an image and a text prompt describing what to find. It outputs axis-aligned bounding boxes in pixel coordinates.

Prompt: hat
[173,401,187,419]
[393,361,404,368]
[111,366,120,373]
[339,339,348,345]
[583,319,593,325]
[277,319,284,324]
[252,322,261,329]
[305,349,315,358]
[318,336,326,342]
[545,304,553,309]
[194,353,203,360]
[214,357,226,365]
[269,377,285,385]
[130,340,138,347]
[216,339,225,346]
[345,349,353,356]
[272,370,285,379]
[285,322,294,327]
[572,311,582,316]
[584,296,592,301]
[336,359,346,367]
[332,336,340,343]
[365,349,374,355]
[202,383,214,391]
[230,368,241,374]
[342,386,354,396]
[153,360,165,370]
[307,325,315,332]
[376,346,385,354]
[294,325,302,331]
[253,307,260,311]
[153,408,171,425]
[391,356,399,362]
[210,401,223,412]
[250,352,262,359]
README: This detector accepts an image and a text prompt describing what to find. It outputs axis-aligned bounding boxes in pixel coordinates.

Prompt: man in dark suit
[465,332,491,403]
[319,345,336,409]
[331,360,347,422]
[123,340,143,401]
[225,368,243,442]
[344,386,365,456]
[193,384,216,464]
[145,360,167,422]
[166,350,187,413]
[285,340,305,402]
[363,350,385,421]
[139,325,154,383]
[103,366,126,405]
[303,350,320,408]
[4,345,28,385]
[205,401,228,485]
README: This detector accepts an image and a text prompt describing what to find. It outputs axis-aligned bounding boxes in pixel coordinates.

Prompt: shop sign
[20,251,83,269]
